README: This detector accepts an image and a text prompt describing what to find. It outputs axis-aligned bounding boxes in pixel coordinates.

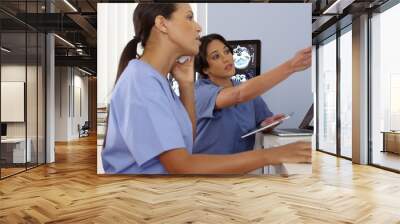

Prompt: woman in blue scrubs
[194,34,311,155]
[102,3,311,174]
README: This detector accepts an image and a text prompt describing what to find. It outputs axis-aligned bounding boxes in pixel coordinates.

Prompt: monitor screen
[227,40,261,83]
[299,104,314,130]
[1,123,7,137]
[170,40,261,95]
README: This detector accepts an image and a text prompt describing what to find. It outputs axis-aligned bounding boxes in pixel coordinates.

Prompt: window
[0,1,47,179]
[317,35,337,155]
[339,26,352,158]
[370,2,400,171]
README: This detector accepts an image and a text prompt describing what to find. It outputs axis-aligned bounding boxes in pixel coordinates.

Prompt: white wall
[73,73,89,138]
[97,3,136,109]
[206,3,312,128]
[55,67,68,141]
[55,67,89,141]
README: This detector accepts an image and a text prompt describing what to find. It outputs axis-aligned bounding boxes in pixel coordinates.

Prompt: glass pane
[38,32,45,165]
[0,1,46,178]
[1,30,27,177]
[0,1,29,32]
[340,28,352,158]
[371,3,400,171]
[26,0,39,170]
[27,31,38,169]
[318,36,337,154]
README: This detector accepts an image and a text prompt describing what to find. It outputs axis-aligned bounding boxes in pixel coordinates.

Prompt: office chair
[79,121,90,138]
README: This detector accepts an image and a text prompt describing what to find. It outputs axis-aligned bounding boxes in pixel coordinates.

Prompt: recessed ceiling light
[1,47,11,53]
[77,67,93,76]
[63,0,78,12]
[54,34,75,48]
[323,0,355,15]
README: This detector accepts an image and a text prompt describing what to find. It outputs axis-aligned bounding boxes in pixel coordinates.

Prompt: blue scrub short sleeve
[115,78,187,167]
[195,81,222,119]
[254,96,273,125]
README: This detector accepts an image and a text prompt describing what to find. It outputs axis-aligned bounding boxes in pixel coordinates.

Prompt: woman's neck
[209,76,233,88]
[140,42,179,77]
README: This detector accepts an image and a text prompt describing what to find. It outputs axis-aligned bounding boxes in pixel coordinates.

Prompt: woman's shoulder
[118,60,166,87]
[195,78,217,90]
[112,60,167,100]
[123,59,156,80]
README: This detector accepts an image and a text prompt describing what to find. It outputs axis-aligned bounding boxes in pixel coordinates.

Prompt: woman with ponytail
[102,3,311,174]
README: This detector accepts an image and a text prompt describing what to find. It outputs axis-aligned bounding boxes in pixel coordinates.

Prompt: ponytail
[103,37,140,149]
[115,37,141,84]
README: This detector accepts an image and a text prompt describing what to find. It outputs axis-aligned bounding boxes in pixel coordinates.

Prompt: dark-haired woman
[193,34,311,155]
[101,3,311,174]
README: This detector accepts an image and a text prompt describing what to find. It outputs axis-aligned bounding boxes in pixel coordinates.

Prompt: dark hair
[116,3,178,82]
[195,33,233,79]
[104,3,178,148]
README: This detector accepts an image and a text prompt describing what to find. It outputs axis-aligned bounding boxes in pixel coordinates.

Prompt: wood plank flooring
[1,167,26,178]
[372,151,400,171]
[1,135,400,223]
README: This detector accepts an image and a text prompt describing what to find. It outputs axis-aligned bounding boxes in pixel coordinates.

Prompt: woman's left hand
[288,47,312,73]
[261,113,286,133]
[172,56,195,84]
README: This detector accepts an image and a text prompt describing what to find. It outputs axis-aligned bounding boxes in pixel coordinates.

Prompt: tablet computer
[241,115,291,139]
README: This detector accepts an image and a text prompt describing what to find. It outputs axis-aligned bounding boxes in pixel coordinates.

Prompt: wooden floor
[1,167,26,178]
[1,135,400,223]
[1,163,45,178]
[373,151,400,171]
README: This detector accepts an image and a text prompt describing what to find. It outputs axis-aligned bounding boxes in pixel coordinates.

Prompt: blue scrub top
[193,78,273,154]
[102,59,193,174]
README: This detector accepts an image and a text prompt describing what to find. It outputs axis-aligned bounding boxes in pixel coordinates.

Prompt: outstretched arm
[215,47,312,109]
[158,141,311,174]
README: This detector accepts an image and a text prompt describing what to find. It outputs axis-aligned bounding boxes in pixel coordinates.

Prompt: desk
[260,134,312,175]
[1,138,32,163]
[382,131,400,154]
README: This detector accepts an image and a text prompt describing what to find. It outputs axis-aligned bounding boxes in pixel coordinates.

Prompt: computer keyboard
[280,129,312,133]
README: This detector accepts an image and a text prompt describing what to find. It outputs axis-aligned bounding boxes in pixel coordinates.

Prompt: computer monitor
[299,104,314,131]
[1,123,7,137]
[172,39,261,95]
[227,39,261,82]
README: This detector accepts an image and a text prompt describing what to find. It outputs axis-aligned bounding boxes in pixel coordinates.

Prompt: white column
[352,14,369,164]
[46,33,55,163]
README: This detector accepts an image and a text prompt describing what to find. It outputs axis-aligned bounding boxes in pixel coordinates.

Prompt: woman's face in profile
[203,39,236,78]
[165,3,202,56]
